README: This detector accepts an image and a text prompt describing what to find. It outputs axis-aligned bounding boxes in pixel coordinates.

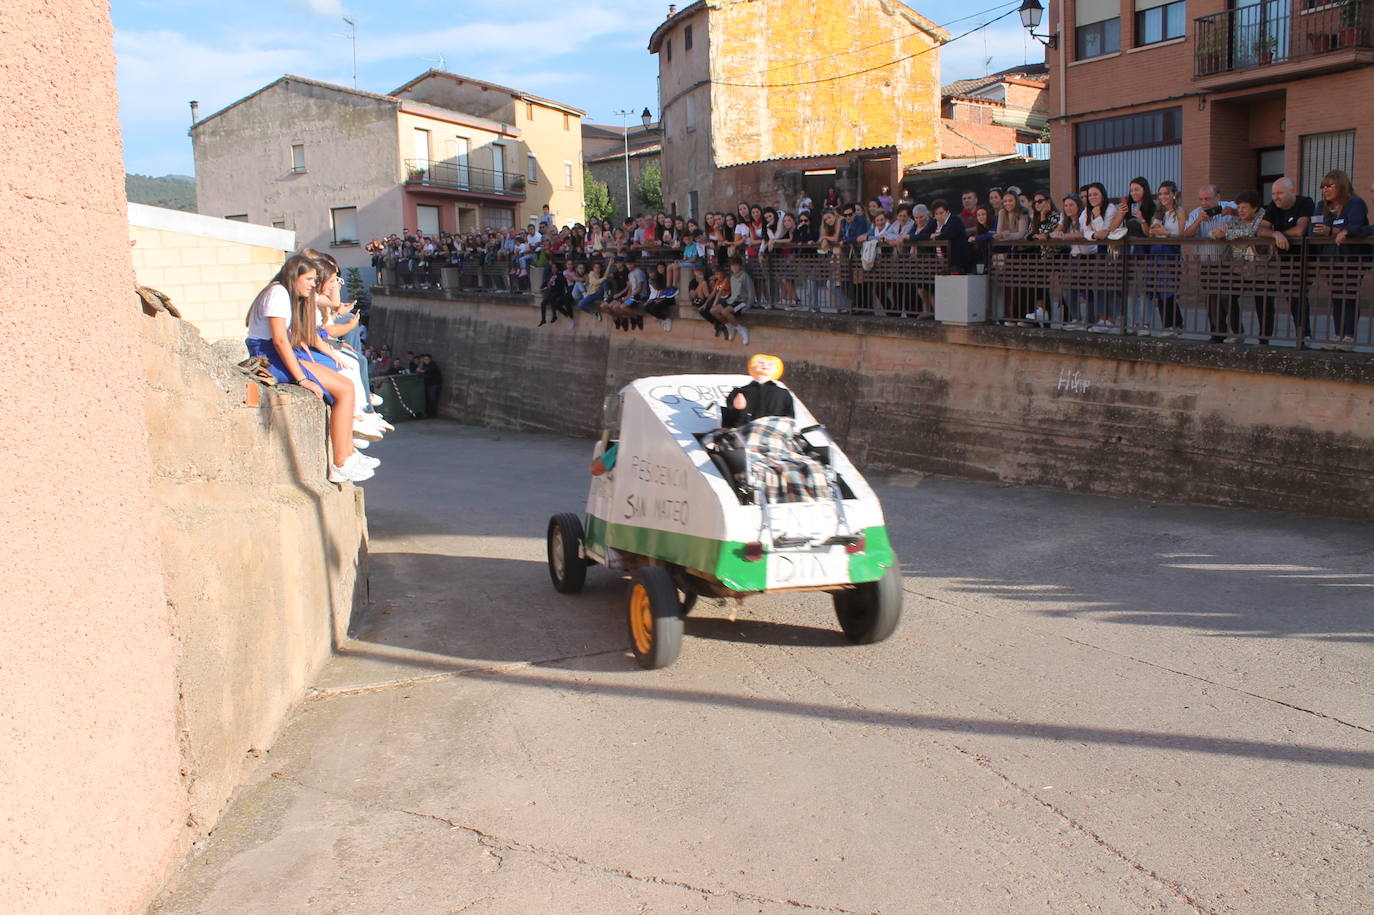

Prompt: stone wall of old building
[370,291,1374,521]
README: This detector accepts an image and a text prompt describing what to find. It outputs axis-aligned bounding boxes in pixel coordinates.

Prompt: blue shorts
[245,338,337,405]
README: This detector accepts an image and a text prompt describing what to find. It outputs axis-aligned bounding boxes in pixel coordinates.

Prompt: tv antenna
[342,16,357,88]
[424,53,447,71]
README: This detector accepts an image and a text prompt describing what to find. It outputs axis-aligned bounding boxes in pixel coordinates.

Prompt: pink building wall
[0,3,185,911]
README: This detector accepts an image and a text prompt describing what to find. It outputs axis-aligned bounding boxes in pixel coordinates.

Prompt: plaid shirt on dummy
[743,416,830,503]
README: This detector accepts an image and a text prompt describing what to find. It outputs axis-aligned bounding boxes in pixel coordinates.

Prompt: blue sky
[112,0,1046,177]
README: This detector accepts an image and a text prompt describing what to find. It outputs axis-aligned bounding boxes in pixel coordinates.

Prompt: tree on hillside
[583,167,615,224]
[634,162,663,213]
[125,173,196,212]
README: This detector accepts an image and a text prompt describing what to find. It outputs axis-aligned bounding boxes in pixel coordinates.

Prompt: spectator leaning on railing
[1147,181,1185,336]
[1212,190,1268,344]
[1183,184,1239,343]
[1257,177,1315,342]
[1312,169,1371,349]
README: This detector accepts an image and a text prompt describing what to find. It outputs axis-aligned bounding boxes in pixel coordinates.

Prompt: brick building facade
[1049,0,1373,200]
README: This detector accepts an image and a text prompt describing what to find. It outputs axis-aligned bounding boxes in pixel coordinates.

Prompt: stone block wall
[370,291,1374,521]
[129,203,295,342]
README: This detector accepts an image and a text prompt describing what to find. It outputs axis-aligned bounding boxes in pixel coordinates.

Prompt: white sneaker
[1225,334,1245,344]
[355,452,380,469]
[725,324,735,340]
[368,415,395,433]
[662,318,672,332]
[329,452,375,484]
[353,437,371,449]
[369,393,384,407]
[353,422,382,441]
[737,325,750,345]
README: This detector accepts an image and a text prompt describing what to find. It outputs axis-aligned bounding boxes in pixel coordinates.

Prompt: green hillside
[126,173,196,212]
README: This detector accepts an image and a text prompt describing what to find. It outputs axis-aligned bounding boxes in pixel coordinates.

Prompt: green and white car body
[582,374,895,594]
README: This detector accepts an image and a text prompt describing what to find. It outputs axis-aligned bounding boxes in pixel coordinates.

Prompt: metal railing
[1194,0,1372,77]
[371,238,1374,351]
[403,159,526,197]
[988,237,1374,349]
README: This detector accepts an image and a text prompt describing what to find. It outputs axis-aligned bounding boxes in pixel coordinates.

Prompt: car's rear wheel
[834,562,902,644]
[627,566,684,669]
[547,513,588,594]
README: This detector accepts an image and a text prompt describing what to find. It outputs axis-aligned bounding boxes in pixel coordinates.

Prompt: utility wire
[711,8,1021,89]
[713,1,1019,81]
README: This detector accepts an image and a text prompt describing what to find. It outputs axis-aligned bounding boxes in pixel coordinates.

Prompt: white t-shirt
[246,283,292,340]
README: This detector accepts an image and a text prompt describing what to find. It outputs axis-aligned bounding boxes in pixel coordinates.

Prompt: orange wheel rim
[629,584,653,656]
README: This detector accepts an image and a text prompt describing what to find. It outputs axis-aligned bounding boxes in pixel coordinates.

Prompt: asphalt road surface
[153,421,1373,915]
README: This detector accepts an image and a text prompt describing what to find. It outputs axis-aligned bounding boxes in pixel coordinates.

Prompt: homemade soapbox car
[546,374,901,669]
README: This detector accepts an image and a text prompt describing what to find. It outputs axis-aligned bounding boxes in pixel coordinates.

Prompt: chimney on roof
[668,4,677,16]
[189,100,199,125]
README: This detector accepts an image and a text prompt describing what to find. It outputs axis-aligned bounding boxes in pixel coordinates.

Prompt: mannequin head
[748,354,784,383]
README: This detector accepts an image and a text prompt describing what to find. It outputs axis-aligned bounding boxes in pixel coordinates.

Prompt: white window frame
[331,206,359,245]
[290,143,305,174]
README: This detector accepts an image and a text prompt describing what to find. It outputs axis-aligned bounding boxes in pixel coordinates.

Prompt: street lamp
[641,107,653,130]
[613,109,636,219]
[1018,0,1058,48]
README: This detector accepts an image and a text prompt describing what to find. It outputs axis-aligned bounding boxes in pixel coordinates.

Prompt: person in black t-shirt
[1259,178,1315,342]
[722,354,793,428]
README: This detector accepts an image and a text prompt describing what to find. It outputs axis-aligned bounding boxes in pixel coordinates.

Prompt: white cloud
[299,0,347,16]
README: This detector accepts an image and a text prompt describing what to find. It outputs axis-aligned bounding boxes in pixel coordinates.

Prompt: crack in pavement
[946,746,1218,915]
[905,585,1373,734]
[305,647,628,701]
[271,773,875,914]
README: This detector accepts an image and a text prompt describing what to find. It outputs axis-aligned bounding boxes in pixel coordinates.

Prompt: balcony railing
[1195,0,1373,77]
[403,159,525,197]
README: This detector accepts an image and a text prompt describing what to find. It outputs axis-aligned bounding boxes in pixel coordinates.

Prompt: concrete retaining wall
[142,311,367,846]
[371,290,1374,520]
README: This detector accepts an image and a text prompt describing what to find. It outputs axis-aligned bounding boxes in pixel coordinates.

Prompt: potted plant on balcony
[1194,30,1223,73]
[1254,34,1277,64]
[407,166,427,182]
[508,175,526,192]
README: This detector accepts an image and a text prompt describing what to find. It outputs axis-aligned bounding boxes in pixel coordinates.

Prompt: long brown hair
[1321,169,1354,216]
[246,254,317,349]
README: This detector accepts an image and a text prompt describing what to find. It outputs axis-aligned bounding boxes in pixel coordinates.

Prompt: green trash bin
[371,373,427,422]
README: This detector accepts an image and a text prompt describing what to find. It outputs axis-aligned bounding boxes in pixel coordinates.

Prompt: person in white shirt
[244,254,372,483]
[1079,182,1121,331]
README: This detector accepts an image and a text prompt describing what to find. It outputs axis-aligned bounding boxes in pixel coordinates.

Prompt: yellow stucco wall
[130,226,287,342]
[516,102,586,228]
[398,109,512,178]
[705,0,944,168]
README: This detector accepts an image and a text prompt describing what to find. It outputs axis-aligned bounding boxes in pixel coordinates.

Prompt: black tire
[627,566,684,669]
[834,562,903,644]
[547,513,588,594]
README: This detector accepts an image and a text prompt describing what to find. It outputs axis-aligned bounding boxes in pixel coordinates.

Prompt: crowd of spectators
[367,170,1372,349]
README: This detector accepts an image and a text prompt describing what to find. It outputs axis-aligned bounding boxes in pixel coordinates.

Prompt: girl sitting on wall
[244,254,375,484]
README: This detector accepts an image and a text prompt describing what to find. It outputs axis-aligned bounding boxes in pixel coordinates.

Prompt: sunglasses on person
[1321,182,1336,188]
